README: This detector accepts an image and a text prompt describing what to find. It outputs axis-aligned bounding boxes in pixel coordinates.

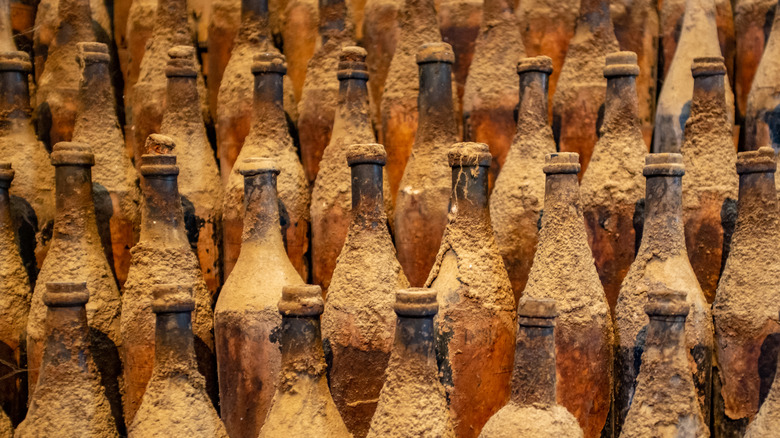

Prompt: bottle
[681,56,738,302]
[222,52,310,280]
[25,142,123,426]
[735,0,777,122]
[743,1,780,152]
[619,288,710,438]
[712,147,780,435]
[298,0,356,184]
[124,0,156,119]
[427,143,515,438]
[282,0,318,101]
[552,0,619,176]
[745,310,780,437]
[654,0,735,153]
[0,0,15,52]
[322,143,409,436]
[380,0,441,197]
[73,42,141,287]
[120,134,217,424]
[0,51,54,277]
[15,282,119,437]
[0,164,30,426]
[438,0,481,107]
[580,51,646,310]
[128,284,228,438]
[310,46,380,292]
[366,288,455,438]
[479,299,584,438]
[520,152,613,438]
[490,56,555,300]
[258,284,351,438]
[615,153,714,434]
[462,0,525,186]
[394,42,457,288]
[208,0,240,121]
[215,157,304,438]
[160,46,223,295]
[362,0,400,134]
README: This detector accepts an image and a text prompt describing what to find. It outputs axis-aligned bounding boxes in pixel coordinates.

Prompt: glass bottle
[124,0,156,120]
[282,0,318,101]
[745,309,780,437]
[208,0,241,122]
[362,0,401,135]
[734,0,777,122]
[439,0,481,108]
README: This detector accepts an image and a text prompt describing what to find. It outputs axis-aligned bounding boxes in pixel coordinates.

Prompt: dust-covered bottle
[734,0,777,122]
[281,0,318,102]
[745,309,780,437]
[438,0,480,110]
[363,0,401,133]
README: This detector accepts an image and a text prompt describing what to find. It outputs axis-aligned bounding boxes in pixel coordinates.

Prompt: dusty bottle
[394,42,457,288]
[520,152,613,438]
[745,309,780,437]
[0,0,14,52]
[215,157,304,438]
[222,52,310,280]
[258,284,351,438]
[654,0,735,153]
[128,284,228,438]
[322,143,409,436]
[427,143,516,438]
[366,288,455,438]
[0,164,30,426]
[479,299,584,438]
[735,0,777,122]
[620,288,710,438]
[580,51,647,310]
[311,47,380,292]
[120,134,217,424]
[0,51,54,277]
[490,56,555,300]
[363,0,401,134]
[208,0,241,122]
[438,0,481,107]
[298,0,356,183]
[15,282,119,437]
[552,0,619,176]
[123,0,156,118]
[681,56,738,302]
[159,46,223,295]
[712,147,780,435]
[614,153,714,435]
[282,0,318,101]
[25,142,123,426]
[462,0,525,186]
[744,1,780,152]
[73,42,140,287]
[380,0,441,197]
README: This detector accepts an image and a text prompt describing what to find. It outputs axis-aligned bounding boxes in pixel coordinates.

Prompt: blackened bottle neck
[43,305,90,368]
[154,311,198,374]
[645,315,687,357]
[240,0,271,42]
[141,174,188,245]
[643,174,687,251]
[394,315,436,366]
[280,316,327,381]
[242,172,286,248]
[155,0,190,44]
[57,0,94,42]
[54,165,97,240]
[603,75,639,133]
[0,69,32,124]
[450,165,490,223]
[334,75,370,132]
[417,61,457,145]
[319,0,350,44]
[253,72,287,135]
[166,74,202,126]
[517,70,549,132]
[691,74,727,121]
[351,162,386,224]
[511,322,556,406]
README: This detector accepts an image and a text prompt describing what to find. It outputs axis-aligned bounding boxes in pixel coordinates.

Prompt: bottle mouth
[517,298,557,327]
[252,53,287,75]
[44,281,90,307]
[165,46,198,78]
[152,284,195,314]
[645,287,689,318]
[51,142,95,167]
[140,154,179,177]
[517,56,553,75]
[643,153,685,177]
[395,288,438,317]
[416,42,455,65]
[448,142,492,168]
[0,51,32,73]
[543,152,580,175]
[691,56,726,77]
[603,51,639,78]
[78,42,110,65]
[239,157,280,176]
[279,284,324,317]
[736,147,776,175]
[347,143,387,166]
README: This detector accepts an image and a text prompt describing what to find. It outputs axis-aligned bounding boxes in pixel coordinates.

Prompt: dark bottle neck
[75,58,116,136]
[394,314,436,368]
[239,0,271,43]
[166,74,202,126]
[691,73,727,123]
[576,0,613,34]
[511,321,556,406]
[334,74,371,134]
[279,315,326,380]
[155,0,190,45]
[56,0,94,42]
[319,0,350,44]
[737,170,778,221]
[417,60,457,145]
[252,71,287,135]
[450,164,490,224]
[645,314,687,358]
[54,164,97,241]
[602,74,639,133]
[0,68,32,124]
[43,305,91,369]
[242,171,286,248]
[350,162,386,224]
[643,174,686,250]
[517,70,549,132]
[141,173,189,245]
[154,311,198,374]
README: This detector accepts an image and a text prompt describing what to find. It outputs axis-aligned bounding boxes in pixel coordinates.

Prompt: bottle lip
[0,162,13,187]
[449,142,492,167]
[543,152,580,175]
[165,45,198,78]
[416,42,455,65]
[604,51,639,78]
[0,51,32,73]
[347,143,387,166]
[140,154,179,176]
[77,42,110,64]
[252,52,287,74]
[51,142,95,167]
[395,288,438,317]
[152,284,196,313]
[238,157,280,176]
[279,284,324,317]
[44,281,89,307]
[737,147,776,175]
[517,298,557,323]
[691,56,726,77]
[645,288,689,317]
[517,56,553,74]
[643,153,685,177]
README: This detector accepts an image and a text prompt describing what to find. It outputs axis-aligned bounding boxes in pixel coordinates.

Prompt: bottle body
[282,0,318,101]
[362,0,401,138]
[438,0,481,108]
[734,0,777,122]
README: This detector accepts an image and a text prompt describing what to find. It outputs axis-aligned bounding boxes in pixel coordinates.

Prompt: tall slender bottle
[25,142,123,427]
[521,152,613,438]
[581,51,647,310]
[380,0,441,197]
[438,0,481,108]
[0,164,30,426]
[128,284,228,438]
[479,299,584,438]
[15,282,119,437]
[734,0,777,121]
[552,0,619,176]
[427,143,516,438]
[366,288,455,438]
[619,288,710,438]
[490,56,555,300]
[745,311,780,437]
[208,0,241,121]
[462,0,525,186]
[322,143,409,437]
[615,153,713,435]
[362,0,400,135]
[654,0,735,153]
[258,284,351,438]
[215,157,304,438]
[298,0,355,183]
[0,51,54,277]
[681,56,738,302]
[282,0,318,101]
[160,46,223,296]
[744,1,780,152]
[120,134,217,424]
[124,0,156,120]
[73,42,140,287]
[712,147,780,435]
[395,42,457,288]
[222,52,310,280]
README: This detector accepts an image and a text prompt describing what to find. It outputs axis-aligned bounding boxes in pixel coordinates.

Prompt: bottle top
[517,298,557,328]
[347,143,387,166]
[644,287,689,317]
[543,152,580,175]
[140,154,178,177]
[517,56,553,74]
[395,288,438,317]
[604,51,639,78]
[252,52,287,75]
[416,42,455,65]
[51,142,95,167]
[0,162,13,188]
[238,157,280,176]
[77,42,110,64]
[736,147,777,175]
[0,51,31,72]
[44,281,89,307]
[337,46,368,80]
[643,153,685,177]
[448,142,492,167]
[278,284,325,317]
[691,56,726,77]
[165,46,197,78]
[152,284,196,313]
[145,133,176,155]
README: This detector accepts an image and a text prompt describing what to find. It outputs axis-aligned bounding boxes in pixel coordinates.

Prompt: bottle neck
[417,61,457,145]
[394,315,436,368]
[602,75,639,133]
[450,165,490,224]
[154,311,198,373]
[154,0,190,45]
[239,0,271,43]
[319,0,350,44]
[645,314,687,359]
[54,165,97,241]
[56,0,94,42]
[141,174,189,245]
[0,0,15,51]
[242,172,286,249]
[643,175,687,250]
[543,172,580,216]
[0,70,32,124]
[43,305,91,369]
[737,170,778,223]
[280,316,326,380]
[252,72,287,134]
[166,75,202,126]
[511,323,556,406]
[75,60,116,137]
[691,74,727,122]
[576,0,613,34]
[333,75,371,135]
[350,162,386,224]
[517,70,549,133]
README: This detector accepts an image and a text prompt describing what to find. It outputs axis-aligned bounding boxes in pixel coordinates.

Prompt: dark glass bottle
[734,0,777,123]
[745,309,780,437]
